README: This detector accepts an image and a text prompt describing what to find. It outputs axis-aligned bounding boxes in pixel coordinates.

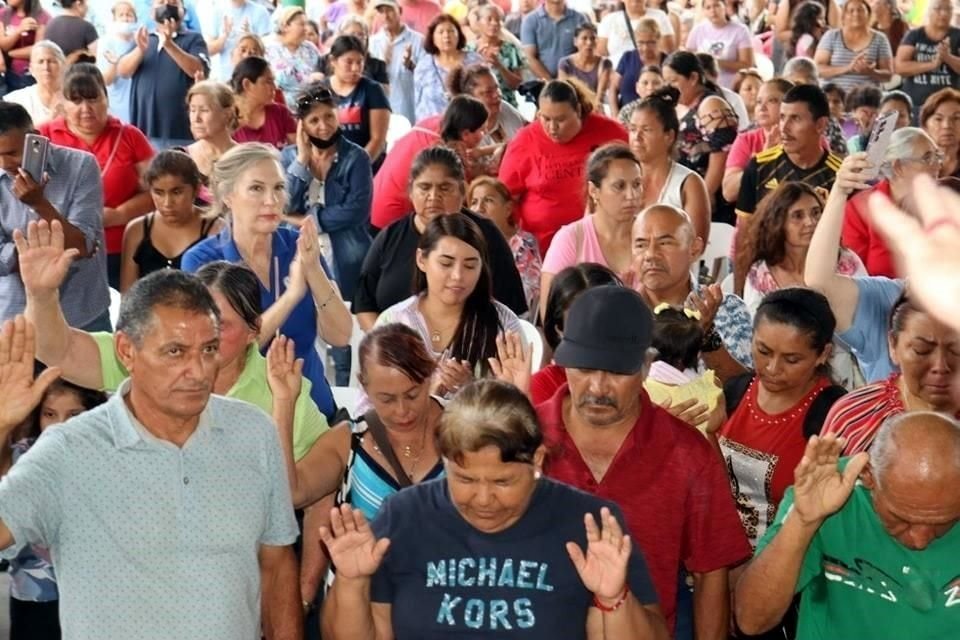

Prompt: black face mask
[154,4,180,25]
[308,128,341,149]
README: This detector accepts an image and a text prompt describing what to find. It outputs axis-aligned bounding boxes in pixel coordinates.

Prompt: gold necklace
[372,420,430,479]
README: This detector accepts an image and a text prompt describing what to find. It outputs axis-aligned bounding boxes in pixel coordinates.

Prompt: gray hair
[117,270,221,347]
[782,57,819,84]
[207,142,285,219]
[31,40,66,64]
[880,127,937,179]
[338,15,369,36]
[871,411,960,482]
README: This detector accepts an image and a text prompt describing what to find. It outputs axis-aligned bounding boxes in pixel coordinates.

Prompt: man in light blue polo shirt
[369,0,423,124]
[520,0,589,79]
[0,270,301,639]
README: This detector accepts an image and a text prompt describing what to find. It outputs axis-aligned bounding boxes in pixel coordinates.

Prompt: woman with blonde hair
[182,142,352,419]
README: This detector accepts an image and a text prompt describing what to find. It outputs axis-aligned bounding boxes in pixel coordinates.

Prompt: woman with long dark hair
[662,51,738,222]
[375,212,521,395]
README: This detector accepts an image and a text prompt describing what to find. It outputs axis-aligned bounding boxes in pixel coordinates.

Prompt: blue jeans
[81,309,112,333]
[330,345,351,387]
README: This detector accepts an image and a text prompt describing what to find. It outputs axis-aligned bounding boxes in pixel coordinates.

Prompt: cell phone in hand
[21,133,49,183]
[862,110,899,182]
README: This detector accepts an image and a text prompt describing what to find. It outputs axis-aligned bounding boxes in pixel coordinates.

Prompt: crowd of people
[2,0,960,638]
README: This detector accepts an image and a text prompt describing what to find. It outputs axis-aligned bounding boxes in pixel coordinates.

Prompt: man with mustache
[537,284,751,640]
[733,84,843,292]
[0,223,301,638]
[630,203,754,383]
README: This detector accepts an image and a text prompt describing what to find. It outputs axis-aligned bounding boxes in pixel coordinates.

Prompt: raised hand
[222,15,234,37]
[266,335,304,403]
[103,49,119,65]
[832,152,874,196]
[296,216,323,275]
[0,317,62,433]
[566,507,632,602]
[318,504,391,580]
[792,434,868,527]
[688,282,722,332]
[865,174,960,330]
[295,119,312,165]
[433,355,473,396]
[488,331,532,393]
[135,25,149,52]
[13,220,79,297]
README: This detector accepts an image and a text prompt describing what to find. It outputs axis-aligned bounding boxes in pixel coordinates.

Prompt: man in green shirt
[736,412,960,639]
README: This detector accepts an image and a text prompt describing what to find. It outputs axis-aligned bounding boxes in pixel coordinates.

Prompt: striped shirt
[820,374,904,454]
[736,145,842,218]
[815,29,893,92]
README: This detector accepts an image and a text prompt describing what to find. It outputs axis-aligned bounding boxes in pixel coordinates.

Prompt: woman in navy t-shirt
[327,35,391,172]
[319,379,667,639]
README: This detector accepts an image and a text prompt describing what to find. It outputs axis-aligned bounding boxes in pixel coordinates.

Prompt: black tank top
[132,214,217,277]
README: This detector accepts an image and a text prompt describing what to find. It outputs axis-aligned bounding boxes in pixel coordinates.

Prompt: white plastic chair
[109,287,122,327]
[347,311,365,388]
[331,386,361,417]
[517,318,544,373]
[755,54,774,81]
[518,99,537,123]
[720,273,734,296]
[697,222,736,283]
[386,113,412,152]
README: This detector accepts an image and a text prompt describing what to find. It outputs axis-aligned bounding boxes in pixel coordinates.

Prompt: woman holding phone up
[841,127,943,279]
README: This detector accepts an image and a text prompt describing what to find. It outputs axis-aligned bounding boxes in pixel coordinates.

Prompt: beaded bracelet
[593,585,630,613]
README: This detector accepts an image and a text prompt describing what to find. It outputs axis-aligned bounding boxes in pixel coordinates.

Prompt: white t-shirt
[4,85,54,127]
[597,8,675,68]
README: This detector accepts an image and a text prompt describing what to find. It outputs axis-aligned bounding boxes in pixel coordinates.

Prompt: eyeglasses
[904,150,947,167]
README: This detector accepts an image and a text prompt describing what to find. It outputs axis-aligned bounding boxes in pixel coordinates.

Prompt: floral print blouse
[510,230,542,321]
[266,40,321,112]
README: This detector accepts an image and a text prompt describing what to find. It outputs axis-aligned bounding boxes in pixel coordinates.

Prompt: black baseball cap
[553,285,654,375]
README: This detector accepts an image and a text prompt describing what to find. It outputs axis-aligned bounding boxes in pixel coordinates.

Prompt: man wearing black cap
[538,284,751,640]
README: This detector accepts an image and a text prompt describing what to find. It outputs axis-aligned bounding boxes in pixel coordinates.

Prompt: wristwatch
[701,329,723,353]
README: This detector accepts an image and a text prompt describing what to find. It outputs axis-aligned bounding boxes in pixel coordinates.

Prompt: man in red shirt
[538,284,751,638]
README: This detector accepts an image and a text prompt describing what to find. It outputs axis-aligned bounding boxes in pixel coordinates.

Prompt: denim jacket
[282,136,373,300]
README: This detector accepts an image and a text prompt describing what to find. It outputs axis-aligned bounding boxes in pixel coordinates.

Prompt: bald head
[872,412,960,485]
[866,412,960,549]
[632,204,696,246]
[631,205,703,294]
